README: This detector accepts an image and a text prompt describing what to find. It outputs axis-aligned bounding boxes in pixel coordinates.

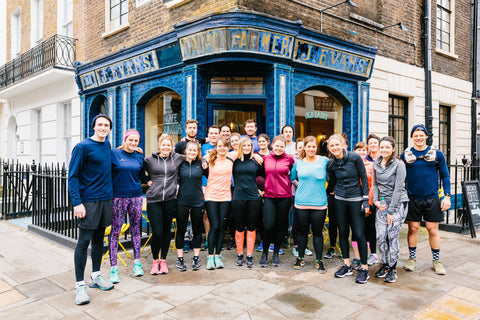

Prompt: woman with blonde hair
[109,129,145,283]
[144,134,185,275]
[232,137,263,267]
[327,134,370,284]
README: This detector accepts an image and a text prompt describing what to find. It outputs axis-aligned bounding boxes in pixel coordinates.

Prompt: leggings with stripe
[110,196,143,266]
[376,202,408,268]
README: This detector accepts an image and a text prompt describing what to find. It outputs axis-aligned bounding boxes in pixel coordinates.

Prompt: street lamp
[378,22,408,32]
[320,0,358,33]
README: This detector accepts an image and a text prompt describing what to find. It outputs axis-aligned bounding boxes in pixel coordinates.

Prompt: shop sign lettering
[80,51,160,89]
[305,111,328,120]
[179,28,293,60]
[293,40,373,77]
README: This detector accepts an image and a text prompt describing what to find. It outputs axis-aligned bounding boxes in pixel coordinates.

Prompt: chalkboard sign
[461,180,478,238]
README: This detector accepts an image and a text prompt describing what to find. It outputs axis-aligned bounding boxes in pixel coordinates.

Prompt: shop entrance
[294,89,343,143]
[208,102,265,135]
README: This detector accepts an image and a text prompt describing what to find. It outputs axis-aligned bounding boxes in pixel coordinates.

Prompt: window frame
[439,105,451,165]
[388,94,409,153]
[102,0,129,38]
[11,8,22,58]
[31,0,43,47]
[435,0,457,58]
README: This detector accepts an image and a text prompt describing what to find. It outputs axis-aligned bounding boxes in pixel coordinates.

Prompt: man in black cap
[400,124,451,275]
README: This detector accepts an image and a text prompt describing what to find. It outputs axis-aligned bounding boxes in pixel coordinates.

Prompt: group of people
[69,115,451,305]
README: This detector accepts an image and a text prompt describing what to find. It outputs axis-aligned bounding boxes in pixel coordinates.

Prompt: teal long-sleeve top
[290,156,329,207]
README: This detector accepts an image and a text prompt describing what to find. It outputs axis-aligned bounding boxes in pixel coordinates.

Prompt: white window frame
[102,0,129,39]
[11,8,21,58]
[163,0,192,9]
[435,0,458,59]
[30,0,43,47]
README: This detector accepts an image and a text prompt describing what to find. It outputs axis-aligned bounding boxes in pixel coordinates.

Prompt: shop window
[436,0,456,56]
[144,92,181,156]
[439,105,451,165]
[209,77,264,96]
[388,95,408,153]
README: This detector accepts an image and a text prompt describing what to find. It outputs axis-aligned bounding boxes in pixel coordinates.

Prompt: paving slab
[268,285,363,320]
[316,273,387,302]
[47,271,76,291]
[141,284,216,305]
[0,289,27,308]
[110,274,153,295]
[5,259,71,284]
[0,299,64,319]
[414,290,480,320]
[450,262,480,279]
[214,279,285,306]
[353,307,405,320]
[0,279,12,293]
[84,291,174,320]
[243,302,290,320]
[16,278,65,300]
[166,292,248,320]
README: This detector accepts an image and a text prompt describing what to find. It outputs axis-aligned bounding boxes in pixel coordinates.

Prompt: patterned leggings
[375,202,408,268]
[110,196,143,266]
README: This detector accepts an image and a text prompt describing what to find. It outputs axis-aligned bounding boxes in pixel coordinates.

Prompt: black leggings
[175,205,204,250]
[328,195,338,248]
[205,201,230,255]
[74,227,105,282]
[263,197,291,255]
[232,199,262,231]
[296,208,327,260]
[334,198,368,265]
[364,206,377,254]
[147,199,176,260]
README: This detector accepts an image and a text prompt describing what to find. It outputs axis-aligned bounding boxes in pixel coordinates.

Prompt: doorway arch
[87,94,108,137]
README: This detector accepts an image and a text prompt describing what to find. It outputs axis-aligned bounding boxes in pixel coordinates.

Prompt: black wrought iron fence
[1,160,33,219]
[0,34,77,89]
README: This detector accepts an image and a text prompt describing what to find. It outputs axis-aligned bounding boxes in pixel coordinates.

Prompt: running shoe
[292,247,299,257]
[355,268,370,284]
[317,260,326,274]
[351,258,361,271]
[384,268,397,283]
[88,275,114,290]
[176,257,187,272]
[206,256,215,270]
[272,254,281,267]
[324,247,336,259]
[133,260,144,277]
[304,248,313,256]
[334,264,353,278]
[259,254,268,268]
[192,256,201,271]
[374,264,389,278]
[201,240,208,251]
[367,254,379,266]
[236,254,244,266]
[214,255,224,269]
[74,285,90,305]
[433,260,446,275]
[159,260,169,274]
[110,266,119,284]
[150,260,160,275]
[293,258,305,269]
[246,255,254,268]
[282,237,290,248]
[404,257,417,271]
[268,244,284,255]
[256,241,263,252]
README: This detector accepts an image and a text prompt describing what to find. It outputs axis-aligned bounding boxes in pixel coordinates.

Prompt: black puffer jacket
[327,150,369,199]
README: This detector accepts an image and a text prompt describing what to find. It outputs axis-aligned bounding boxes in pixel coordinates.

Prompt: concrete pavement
[0,220,479,319]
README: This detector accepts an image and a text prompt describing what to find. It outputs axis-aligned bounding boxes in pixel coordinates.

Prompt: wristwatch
[444,193,451,197]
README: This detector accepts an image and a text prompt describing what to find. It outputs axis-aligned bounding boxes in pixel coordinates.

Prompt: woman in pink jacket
[259,135,295,268]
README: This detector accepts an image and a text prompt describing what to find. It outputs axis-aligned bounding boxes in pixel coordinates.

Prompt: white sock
[91,271,101,280]
[76,281,85,288]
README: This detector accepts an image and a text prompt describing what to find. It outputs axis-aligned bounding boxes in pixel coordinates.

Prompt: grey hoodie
[143,152,185,203]
[373,157,409,215]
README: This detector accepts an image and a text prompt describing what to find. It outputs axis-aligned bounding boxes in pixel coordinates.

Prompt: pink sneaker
[150,260,160,275]
[159,259,169,274]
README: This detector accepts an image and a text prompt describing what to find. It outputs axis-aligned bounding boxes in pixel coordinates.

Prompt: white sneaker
[305,248,313,256]
[292,247,299,257]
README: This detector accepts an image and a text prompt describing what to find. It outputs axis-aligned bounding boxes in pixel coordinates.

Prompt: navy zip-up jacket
[177,159,205,207]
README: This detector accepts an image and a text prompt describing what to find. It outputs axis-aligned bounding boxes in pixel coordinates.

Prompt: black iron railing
[1,160,33,219]
[0,34,77,89]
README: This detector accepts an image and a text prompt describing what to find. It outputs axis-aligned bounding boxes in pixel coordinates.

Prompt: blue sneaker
[183,241,190,253]
[133,260,144,277]
[88,275,114,291]
[256,241,263,252]
[201,240,208,251]
[109,266,119,283]
[268,244,284,255]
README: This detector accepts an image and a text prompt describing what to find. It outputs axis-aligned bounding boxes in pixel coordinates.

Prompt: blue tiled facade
[75,12,377,150]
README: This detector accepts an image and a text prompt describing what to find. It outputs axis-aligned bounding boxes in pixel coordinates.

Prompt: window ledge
[435,48,458,60]
[164,0,192,9]
[102,23,130,39]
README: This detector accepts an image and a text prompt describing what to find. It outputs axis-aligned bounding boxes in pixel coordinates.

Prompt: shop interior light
[320,0,358,32]
[378,22,408,32]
